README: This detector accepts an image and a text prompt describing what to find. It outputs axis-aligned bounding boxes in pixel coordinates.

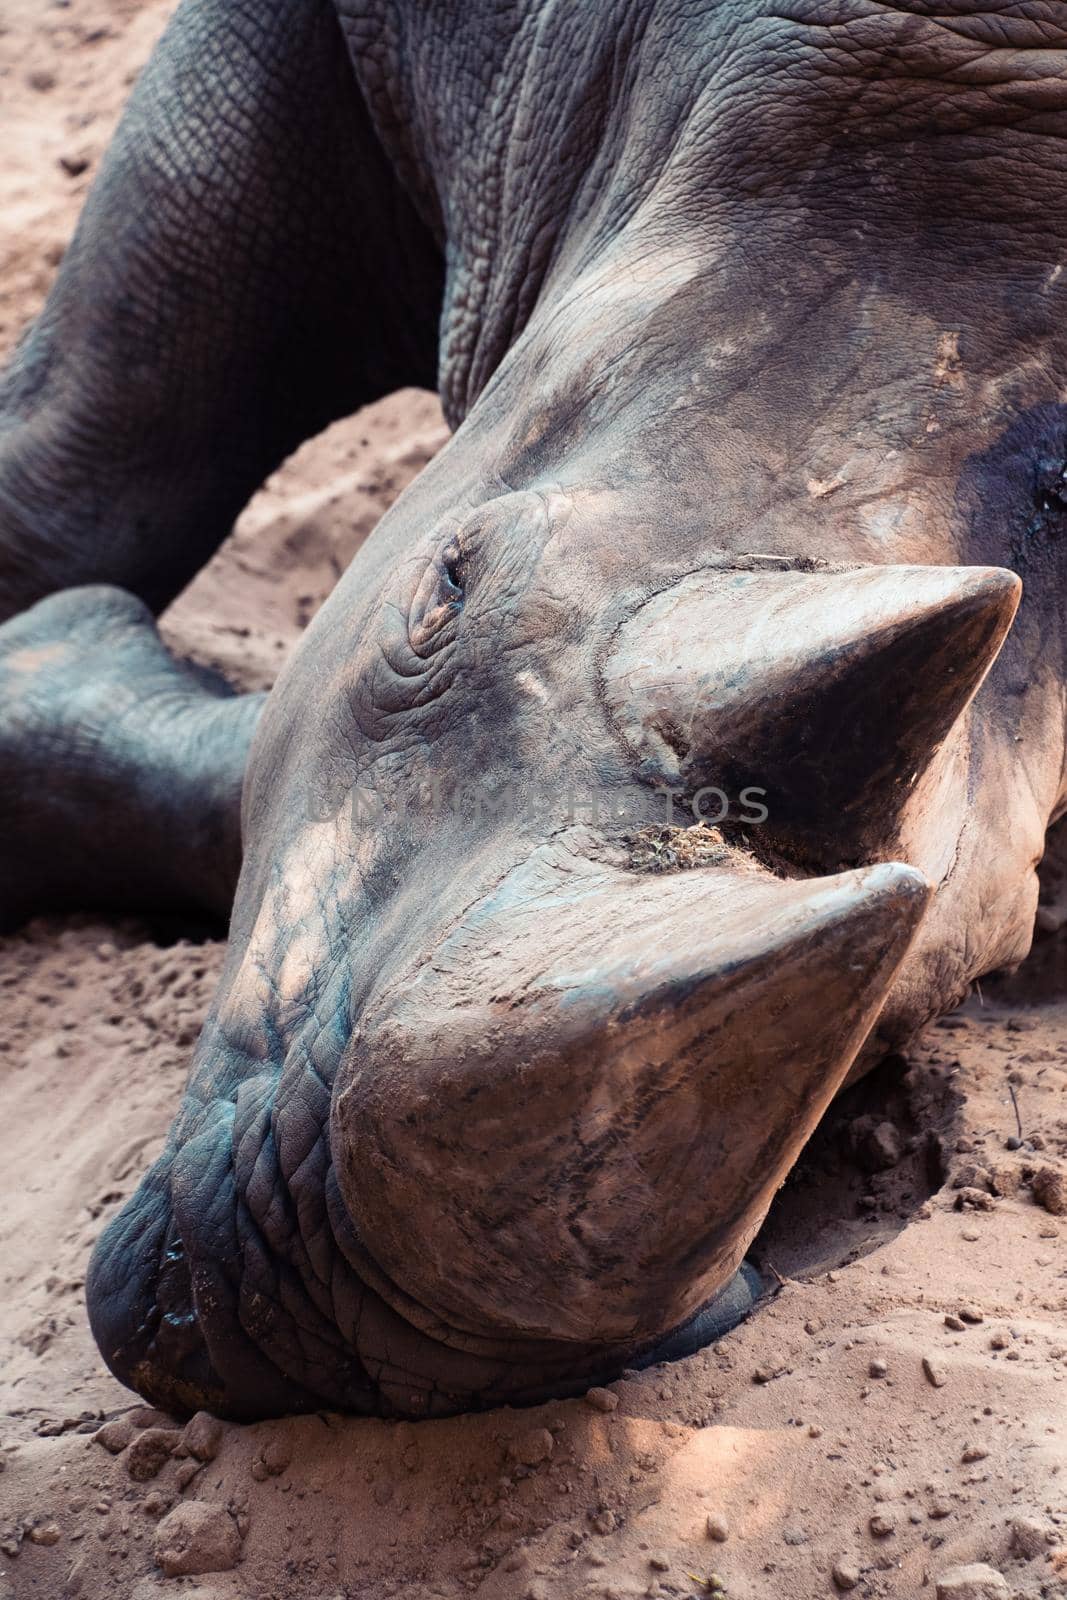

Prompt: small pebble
[922,1356,948,1388]
[58,152,90,178]
[177,1412,223,1463]
[584,1388,618,1414]
[1032,1166,1067,1216]
[126,1428,176,1482]
[250,1435,292,1480]
[944,1314,965,1331]
[855,1119,902,1172]
[649,1553,670,1572]
[153,1501,243,1577]
[510,1428,554,1468]
[705,1512,729,1542]
[934,1562,1009,1600]
[868,1358,888,1379]
[127,1407,180,1432]
[869,1511,896,1538]
[28,1522,60,1546]
[1010,1516,1050,1559]
[955,1187,994,1211]
[93,1419,133,1455]
[832,1557,861,1591]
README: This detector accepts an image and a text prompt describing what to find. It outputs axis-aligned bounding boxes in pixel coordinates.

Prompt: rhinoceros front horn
[331,842,929,1354]
[603,562,1021,864]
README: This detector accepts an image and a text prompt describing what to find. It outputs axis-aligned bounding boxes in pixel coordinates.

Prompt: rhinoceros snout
[86,1151,230,1417]
[87,1122,344,1420]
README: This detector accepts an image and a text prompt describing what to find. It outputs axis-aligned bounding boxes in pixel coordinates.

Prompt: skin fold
[0,0,1065,1417]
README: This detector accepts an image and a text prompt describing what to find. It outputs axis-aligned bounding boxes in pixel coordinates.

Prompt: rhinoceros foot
[0,585,262,928]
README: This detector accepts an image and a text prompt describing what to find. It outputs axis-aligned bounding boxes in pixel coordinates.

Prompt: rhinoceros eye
[441,538,465,598]
[409,537,465,651]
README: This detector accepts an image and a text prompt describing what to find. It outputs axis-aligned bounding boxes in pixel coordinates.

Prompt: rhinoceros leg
[0,0,441,622]
[0,586,264,927]
[0,0,441,922]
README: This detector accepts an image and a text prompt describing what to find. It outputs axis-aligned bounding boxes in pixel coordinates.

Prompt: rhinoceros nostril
[87,1192,229,1418]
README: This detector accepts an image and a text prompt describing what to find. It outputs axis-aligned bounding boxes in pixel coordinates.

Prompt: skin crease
[0,0,1065,1415]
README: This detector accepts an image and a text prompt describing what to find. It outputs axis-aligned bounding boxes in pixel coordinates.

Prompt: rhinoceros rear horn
[331,842,929,1352]
[603,563,1020,862]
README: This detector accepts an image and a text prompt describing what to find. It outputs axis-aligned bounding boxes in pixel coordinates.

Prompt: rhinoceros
[0,0,1064,1419]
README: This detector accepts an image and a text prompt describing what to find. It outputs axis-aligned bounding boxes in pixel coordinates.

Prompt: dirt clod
[126,1427,176,1482]
[1032,1165,1067,1215]
[178,1411,223,1463]
[934,1562,1010,1600]
[832,1557,861,1590]
[510,1428,555,1467]
[922,1355,949,1388]
[851,1117,902,1172]
[250,1435,291,1481]
[153,1500,243,1577]
[93,1418,133,1455]
[1010,1516,1050,1559]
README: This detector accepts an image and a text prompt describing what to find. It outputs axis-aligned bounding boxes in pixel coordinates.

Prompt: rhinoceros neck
[338,0,1067,426]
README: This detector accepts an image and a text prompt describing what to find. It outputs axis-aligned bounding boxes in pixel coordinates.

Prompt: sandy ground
[1,3,1066,1598]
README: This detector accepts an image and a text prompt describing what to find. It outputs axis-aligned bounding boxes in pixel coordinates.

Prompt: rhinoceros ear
[603,563,1020,863]
[332,841,929,1353]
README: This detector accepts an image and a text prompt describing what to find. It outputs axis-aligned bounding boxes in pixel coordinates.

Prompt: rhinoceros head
[101,470,1033,1406]
[88,409,1059,1422]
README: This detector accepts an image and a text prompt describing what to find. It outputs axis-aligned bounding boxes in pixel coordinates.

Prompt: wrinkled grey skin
[1,0,1066,1419]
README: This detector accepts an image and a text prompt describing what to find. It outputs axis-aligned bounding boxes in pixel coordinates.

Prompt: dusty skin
[1,1,1066,1597]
